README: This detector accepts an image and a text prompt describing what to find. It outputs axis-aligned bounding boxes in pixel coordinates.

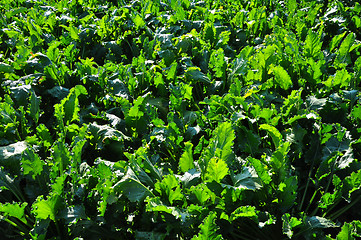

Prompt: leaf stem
[299,144,319,211]
[329,195,361,221]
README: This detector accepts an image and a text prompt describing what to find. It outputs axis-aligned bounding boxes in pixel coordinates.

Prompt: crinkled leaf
[260,124,282,149]
[272,65,292,90]
[248,157,272,185]
[36,124,53,149]
[21,148,44,180]
[282,213,302,239]
[179,142,194,173]
[192,212,222,240]
[32,195,62,221]
[230,205,258,222]
[0,202,28,226]
[205,157,228,183]
[336,221,361,239]
[146,197,183,219]
[155,174,183,205]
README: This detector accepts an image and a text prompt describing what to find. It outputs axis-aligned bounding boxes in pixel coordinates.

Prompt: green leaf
[324,68,351,88]
[69,25,79,40]
[21,148,44,180]
[306,216,337,229]
[271,142,291,172]
[32,194,62,221]
[282,213,302,239]
[336,221,361,240]
[155,174,183,205]
[230,205,258,222]
[248,157,272,185]
[0,141,28,175]
[185,67,211,84]
[304,30,322,58]
[0,202,28,225]
[352,105,361,121]
[229,57,248,81]
[192,212,222,240]
[207,121,235,165]
[28,90,40,123]
[58,205,86,224]
[179,142,194,173]
[113,168,154,202]
[0,62,14,73]
[271,65,292,90]
[278,176,298,212]
[336,33,356,65]
[54,85,87,125]
[237,126,261,155]
[190,183,212,205]
[260,124,282,149]
[230,167,262,191]
[205,157,229,183]
[330,32,347,52]
[146,197,183,219]
[133,14,145,29]
[36,124,53,149]
[287,0,297,13]
[209,48,226,78]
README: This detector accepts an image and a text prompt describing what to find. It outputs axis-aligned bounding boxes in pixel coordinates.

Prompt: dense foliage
[1,0,361,239]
